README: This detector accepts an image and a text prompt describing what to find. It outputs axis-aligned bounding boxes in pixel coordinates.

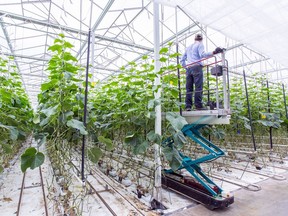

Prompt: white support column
[153,1,162,204]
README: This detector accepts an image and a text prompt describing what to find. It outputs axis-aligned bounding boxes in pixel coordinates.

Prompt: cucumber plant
[0,56,33,172]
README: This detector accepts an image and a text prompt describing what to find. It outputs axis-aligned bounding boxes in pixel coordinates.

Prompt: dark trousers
[185,65,203,109]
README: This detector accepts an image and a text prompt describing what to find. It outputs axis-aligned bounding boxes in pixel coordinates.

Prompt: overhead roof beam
[230,57,270,69]
[0,17,25,89]
[0,10,153,52]
[76,0,115,57]
[0,51,120,73]
[0,51,48,61]
[0,0,51,6]
[21,73,47,78]
[259,67,288,74]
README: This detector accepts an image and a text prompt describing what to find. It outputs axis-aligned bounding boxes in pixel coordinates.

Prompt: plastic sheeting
[154,0,288,68]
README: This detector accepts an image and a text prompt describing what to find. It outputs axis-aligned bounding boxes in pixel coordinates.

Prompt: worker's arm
[198,43,213,58]
[180,50,187,67]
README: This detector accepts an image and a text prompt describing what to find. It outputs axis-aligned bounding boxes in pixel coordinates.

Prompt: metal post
[206,66,211,141]
[175,7,182,115]
[206,66,210,104]
[152,1,162,207]
[81,29,91,182]
[222,52,228,110]
[81,1,93,182]
[266,81,273,149]
[215,74,219,110]
[243,70,256,151]
[91,31,95,82]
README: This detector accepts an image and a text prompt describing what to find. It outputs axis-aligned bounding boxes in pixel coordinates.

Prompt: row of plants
[30,35,187,172]
[28,34,288,173]
[23,35,187,214]
[13,35,286,215]
[0,56,34,173]
[202,69,288,140]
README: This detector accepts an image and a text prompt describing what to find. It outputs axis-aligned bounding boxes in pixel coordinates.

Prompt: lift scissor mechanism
[162,51,234,209]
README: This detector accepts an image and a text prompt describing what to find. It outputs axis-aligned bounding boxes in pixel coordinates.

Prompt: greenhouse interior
[1,0,288,215]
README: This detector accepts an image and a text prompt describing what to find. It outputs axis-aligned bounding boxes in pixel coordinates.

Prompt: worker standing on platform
[181,34,223,111]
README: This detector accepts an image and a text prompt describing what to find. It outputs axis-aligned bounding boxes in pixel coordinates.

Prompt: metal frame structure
[0,0,287,110]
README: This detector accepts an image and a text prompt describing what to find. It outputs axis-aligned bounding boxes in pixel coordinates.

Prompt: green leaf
[162,146,182,171]
[41,105,58,117]
[87,147,102,163]
[98,136,114,151]
[159,57,167,62]
[0,165,3,173]
[54,38,62,44]
[25,147,37,155]
[66,119,88,135]
[173,131,187,148]
[159,47,169,54]
[21,147,43,172]
[63,52,77,61]
[64,41,74,49]
[147,131,162,144]
[64,72,73,80]
[39,117,50,127]
[48,44,62,53]
[148,99,155,109]
[133,140,149,155]
[64,111,74,118]
[244,122,251,130]
[6,126,19,140]
[124,133,141,146]
[166,112,188,131]
[33,114,40,124]
[142,55,148,60]
[2,143,12,153]
[169,52,181,58]
[30,152,45,170]
[145,111,156,119]
[41,79,58,91]
[170,88,179,98]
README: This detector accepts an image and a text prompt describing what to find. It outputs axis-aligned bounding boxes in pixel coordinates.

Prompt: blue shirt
[180,41,212,67]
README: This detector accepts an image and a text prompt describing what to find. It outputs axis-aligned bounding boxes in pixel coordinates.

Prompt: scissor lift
[162,52,234,209]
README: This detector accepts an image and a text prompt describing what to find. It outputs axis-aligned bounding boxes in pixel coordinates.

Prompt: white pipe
[153,0,162,204]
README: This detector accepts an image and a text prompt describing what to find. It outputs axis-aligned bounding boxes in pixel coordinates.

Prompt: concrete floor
[170,171,288,216]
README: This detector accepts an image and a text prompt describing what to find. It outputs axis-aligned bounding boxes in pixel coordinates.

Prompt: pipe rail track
[16,167,48,216]
[69,153,146,216]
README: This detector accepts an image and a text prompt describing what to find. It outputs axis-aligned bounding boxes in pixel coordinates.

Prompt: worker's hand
[213,47,223,54]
